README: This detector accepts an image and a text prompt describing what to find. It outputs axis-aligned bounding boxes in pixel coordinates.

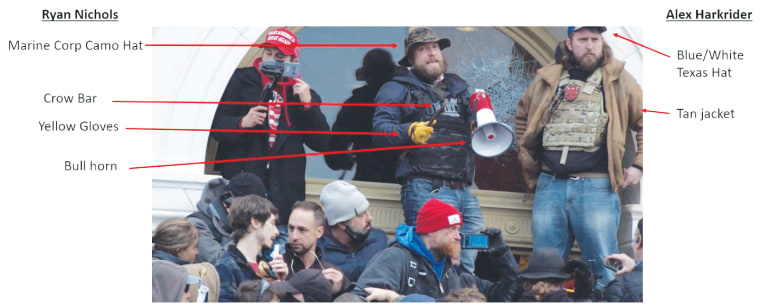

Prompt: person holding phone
[604,218,643,302]
[210,27,330,233]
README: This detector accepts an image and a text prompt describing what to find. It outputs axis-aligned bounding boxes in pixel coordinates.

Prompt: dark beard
[345,223,371,242]
[572,53,602,71]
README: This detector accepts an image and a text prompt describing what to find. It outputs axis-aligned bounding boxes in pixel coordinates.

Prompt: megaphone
[470,89,515,158]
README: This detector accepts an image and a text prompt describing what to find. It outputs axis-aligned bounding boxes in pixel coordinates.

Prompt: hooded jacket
[186,178,232,264]
[357,224,519,301]
[515,59,643,191]
[317,227,388,282]
[211,58,330,223]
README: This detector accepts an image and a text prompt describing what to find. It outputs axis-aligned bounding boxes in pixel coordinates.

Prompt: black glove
[482,228,508,256]
[564,258,593,300]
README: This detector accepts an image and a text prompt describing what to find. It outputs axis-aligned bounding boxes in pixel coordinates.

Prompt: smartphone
[604,258,623,272]
[351,285,370,302]
[461,234,489,249]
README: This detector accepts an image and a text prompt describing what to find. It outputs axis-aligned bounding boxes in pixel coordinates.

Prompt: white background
[1,0,758,304]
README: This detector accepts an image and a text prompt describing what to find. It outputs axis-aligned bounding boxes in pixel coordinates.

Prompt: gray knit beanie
[319,181,370,226]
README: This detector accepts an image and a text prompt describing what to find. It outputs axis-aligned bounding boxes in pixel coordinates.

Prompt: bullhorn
[470,89,514,157]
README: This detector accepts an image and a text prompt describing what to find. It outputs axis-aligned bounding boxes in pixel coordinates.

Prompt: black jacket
[211,62,330,223]
[372,70,475,183]
[325,85,399,183]
[357,240,520,301]
[604,261,643,302]
[283,244,352,297]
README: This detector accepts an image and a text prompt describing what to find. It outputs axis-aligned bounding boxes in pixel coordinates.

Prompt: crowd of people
[153,26,644,302]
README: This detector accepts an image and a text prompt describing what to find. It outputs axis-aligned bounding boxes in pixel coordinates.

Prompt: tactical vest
[403,82,472,182]
[543,68,608,165]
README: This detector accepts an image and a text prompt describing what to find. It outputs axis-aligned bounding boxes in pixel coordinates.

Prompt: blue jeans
[531,172,621,289]
[401,178,485,274]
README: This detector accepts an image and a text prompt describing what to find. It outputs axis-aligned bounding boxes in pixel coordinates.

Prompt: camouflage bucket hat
[398,27,451,67]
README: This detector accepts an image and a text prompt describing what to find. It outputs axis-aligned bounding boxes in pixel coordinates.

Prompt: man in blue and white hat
[516,26,643,289]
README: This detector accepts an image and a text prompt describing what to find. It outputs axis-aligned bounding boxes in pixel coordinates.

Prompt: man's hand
[606,253,636,276]
[269,253,288,281]
[321,268,345,294]
[240,105,267,128]
[482,227,509,257]
[292,78,312,106]
[408,120,435,144]
[620,167,642,189]
[364,287,401,302]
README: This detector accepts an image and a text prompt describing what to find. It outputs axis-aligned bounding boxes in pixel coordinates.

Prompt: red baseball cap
[263,28,301,58]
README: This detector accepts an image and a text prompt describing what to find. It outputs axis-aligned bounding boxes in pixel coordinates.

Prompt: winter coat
[604,261,643,302]
[357,224,519,301]
[317,227,388,282]
[283,243,352,296]
[515,59,643,191]
[372,70,475,183]
[325,85,400,183]
[215,244,261,302]
[186,178,232,264]
[211,58,330,223]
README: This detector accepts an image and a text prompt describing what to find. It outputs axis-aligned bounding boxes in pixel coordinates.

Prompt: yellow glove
[408,121,435,144]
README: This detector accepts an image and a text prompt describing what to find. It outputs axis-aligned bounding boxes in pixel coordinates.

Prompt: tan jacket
[515,59,643,192]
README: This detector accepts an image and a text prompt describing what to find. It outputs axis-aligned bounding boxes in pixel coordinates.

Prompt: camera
[461,234,489,249]
[260,60,299,79]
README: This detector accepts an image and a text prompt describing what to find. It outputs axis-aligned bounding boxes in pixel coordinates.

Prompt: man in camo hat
[372,27,484,273]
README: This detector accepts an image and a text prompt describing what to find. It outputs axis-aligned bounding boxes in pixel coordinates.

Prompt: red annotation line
[113,100,431,108]
[130,141,465,170]
[613,33,670,58]
[126,127,398,136]
[642,108,669,114]
[145,43,398,48]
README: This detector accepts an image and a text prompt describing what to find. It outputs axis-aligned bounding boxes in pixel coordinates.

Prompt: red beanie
[415,198,462,234]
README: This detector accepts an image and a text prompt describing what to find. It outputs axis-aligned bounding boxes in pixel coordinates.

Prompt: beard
[431,239,461,259]
[345,221,372,242]
[574,52,603,71]
[412,56,447,82]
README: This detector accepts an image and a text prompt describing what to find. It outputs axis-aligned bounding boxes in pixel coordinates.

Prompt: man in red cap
[356,198,521,301]
[210,27,330,230]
